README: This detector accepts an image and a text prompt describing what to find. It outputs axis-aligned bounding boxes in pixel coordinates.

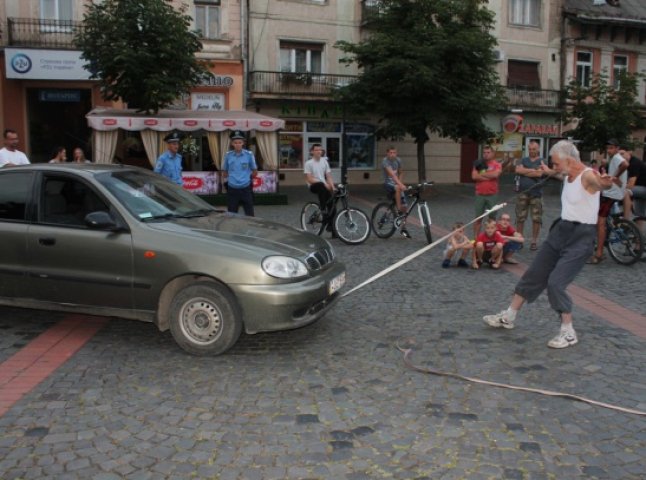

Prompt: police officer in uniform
[154,131,183,185]
[222,130,258,216]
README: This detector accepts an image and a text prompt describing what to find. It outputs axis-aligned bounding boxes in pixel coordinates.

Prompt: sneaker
[400,228,411,239]
[442,259,451,268]
[482,310,515,329]
[457,259,469,268]
[547,329,578,349]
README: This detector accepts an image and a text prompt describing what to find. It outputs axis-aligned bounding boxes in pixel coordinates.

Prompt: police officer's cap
[229,130,245,140]
[164,131,181,143]
[606,138,619,146]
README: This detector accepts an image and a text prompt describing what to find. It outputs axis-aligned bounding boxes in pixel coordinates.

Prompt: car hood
[144,212,328,256]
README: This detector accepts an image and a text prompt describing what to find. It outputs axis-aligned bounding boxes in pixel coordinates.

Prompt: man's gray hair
[549,140,580,161]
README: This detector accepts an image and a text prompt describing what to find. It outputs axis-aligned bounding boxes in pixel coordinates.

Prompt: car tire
[169,281,242,356]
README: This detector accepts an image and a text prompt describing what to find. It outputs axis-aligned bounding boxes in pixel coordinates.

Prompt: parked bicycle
[300,183,371,245]
[371,182,434,244]
[632,215,646,262]
[602,213,644,265]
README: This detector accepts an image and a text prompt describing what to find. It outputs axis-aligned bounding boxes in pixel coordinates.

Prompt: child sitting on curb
[473,218,504,269]
[496,214,524,264]
[442,222,473,268]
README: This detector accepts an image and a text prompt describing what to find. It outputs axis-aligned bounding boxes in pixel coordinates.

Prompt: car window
[40,175,110,227]
[0,171,34,222]
[96,170,214,221]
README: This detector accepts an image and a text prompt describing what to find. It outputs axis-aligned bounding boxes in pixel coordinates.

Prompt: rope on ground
[341,203,506,298]
[396,340,646,417]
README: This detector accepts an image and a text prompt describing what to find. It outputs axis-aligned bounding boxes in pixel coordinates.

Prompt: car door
[0,170,35,299]
[25,173,135,309]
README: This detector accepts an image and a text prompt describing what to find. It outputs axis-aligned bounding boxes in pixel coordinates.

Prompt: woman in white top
[49,146,67,163]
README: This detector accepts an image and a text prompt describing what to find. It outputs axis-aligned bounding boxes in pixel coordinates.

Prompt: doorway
[27,88,93,163]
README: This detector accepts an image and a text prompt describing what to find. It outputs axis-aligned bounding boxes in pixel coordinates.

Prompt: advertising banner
[181,171,278,195]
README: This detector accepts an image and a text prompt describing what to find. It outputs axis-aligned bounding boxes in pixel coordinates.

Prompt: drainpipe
[241,0,248,108]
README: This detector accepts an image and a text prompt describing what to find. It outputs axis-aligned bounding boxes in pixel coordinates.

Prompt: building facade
[0,0,244,166]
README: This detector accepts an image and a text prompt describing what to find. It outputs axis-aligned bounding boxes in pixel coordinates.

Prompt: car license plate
[328,272,345,295]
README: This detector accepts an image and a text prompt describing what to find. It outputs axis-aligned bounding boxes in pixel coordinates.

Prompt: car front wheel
[169,281,242,356]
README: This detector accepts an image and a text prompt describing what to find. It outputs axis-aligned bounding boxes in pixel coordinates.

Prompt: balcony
[505,87,562,112]
[248,71,357,100]
[7,17,84,49]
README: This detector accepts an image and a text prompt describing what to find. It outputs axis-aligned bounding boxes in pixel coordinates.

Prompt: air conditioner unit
[493,49,505,62]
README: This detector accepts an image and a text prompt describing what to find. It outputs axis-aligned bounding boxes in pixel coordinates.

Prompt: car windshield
[95,170,216,221]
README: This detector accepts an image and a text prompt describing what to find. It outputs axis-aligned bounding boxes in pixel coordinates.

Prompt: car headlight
[262,256,309,279]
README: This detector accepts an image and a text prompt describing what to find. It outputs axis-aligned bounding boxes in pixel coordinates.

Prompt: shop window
[279,121,305,169]
[613,55,628,89]
[280,42,323,74]
[507,60,540,89]
[195,0,220,40]
[509,0,540,27]
[576,51,592,87]
[345,123,375,169]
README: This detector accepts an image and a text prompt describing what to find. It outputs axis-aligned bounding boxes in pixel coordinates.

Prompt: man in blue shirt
[154,131,183,185]
[222,130,258,216]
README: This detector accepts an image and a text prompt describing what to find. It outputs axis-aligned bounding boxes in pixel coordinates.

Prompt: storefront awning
[86,108,285,133]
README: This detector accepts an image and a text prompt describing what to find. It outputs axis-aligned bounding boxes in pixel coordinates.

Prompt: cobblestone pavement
[0,182,645,480]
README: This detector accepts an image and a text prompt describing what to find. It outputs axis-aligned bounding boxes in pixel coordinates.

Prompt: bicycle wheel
[633,216,646,262]
[371,202,397,238]
[419,203,433,244]
[606,218,643,265]
[333,207,371,245]
[300,202,324,235]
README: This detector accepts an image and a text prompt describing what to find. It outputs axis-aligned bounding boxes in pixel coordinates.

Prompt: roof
[86,108,285,133]
[564,0,646,25]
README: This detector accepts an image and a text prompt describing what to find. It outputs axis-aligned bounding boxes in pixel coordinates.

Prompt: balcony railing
[248,71,357,98]
[7,17,84,49]
[505,87,561,111]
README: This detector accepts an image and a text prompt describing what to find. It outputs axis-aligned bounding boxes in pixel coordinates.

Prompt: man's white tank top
[561,168,599,225]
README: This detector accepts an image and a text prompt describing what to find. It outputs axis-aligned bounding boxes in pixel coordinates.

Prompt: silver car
[0,164,345,355]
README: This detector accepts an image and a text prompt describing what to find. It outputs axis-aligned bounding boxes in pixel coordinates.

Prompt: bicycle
[631,215,646,262]
[603,213,644,265]
[371,182,434,244]
[300,183,371,245]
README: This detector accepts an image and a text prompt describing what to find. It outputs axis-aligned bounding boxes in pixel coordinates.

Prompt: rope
[396,341,646,416]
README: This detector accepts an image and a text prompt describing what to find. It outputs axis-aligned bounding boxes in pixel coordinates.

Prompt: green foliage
[335,0,504,179]
[75,0,208,113]
[562,70,645,152]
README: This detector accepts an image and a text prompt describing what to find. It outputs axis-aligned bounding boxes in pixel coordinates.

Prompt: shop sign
[5,48,91,80]
[38,89,81,102]
[199,73,234,87]
[191,93,225,111]
[501,113,559,137]
[280,104,343,119]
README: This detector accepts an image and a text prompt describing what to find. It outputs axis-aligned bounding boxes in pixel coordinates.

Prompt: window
[41,0,73,20]
[195,0,220,39]
[576,51,593,87]
[40,176,108,227]
[0,172,34,221]
[613,55,628,89]
[280,42,323,74]
[509,0,540,27]
[507,60,540,89]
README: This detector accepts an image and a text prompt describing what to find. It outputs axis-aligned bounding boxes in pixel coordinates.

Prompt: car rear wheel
[169,281,242,356]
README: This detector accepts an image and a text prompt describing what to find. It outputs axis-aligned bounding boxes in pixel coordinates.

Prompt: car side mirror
[85,211,119,230]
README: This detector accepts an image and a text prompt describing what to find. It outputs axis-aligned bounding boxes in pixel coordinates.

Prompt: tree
[561,70,645,153]
[75,0,208,113]
[335,0,504,181]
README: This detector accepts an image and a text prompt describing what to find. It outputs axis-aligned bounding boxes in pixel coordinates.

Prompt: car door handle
[38,237,56,246]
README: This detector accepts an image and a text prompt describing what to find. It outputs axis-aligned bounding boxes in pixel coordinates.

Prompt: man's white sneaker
[547,330,578,349]
[482,310,515,329]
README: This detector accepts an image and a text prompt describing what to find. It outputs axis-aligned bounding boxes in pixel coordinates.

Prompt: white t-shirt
[304,157,331,184]
[0,148,30,167]
[602,153,627,201]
